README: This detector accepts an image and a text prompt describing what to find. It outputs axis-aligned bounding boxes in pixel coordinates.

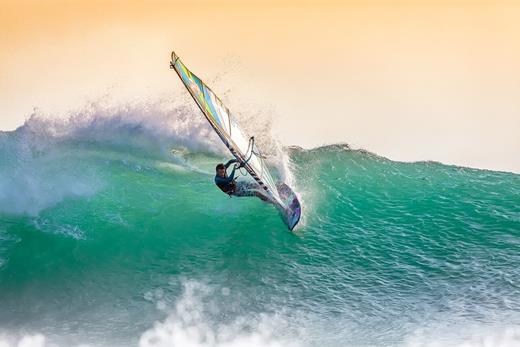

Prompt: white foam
[1,286,519,347]
[139,280,300,347]
[0,334,45,347]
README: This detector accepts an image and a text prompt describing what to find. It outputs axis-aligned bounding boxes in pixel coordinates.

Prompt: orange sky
[1,0,519,172]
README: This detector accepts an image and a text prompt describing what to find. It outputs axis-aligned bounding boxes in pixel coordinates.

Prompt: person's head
[216,163,226,177]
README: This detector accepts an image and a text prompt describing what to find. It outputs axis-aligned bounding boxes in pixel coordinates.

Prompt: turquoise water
[0,107,519,347]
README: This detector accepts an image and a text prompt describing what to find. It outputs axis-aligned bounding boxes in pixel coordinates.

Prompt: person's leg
[232,181,257,198]
[233,182,270,202]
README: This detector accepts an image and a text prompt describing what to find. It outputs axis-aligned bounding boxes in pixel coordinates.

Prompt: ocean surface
[0,101,519,347]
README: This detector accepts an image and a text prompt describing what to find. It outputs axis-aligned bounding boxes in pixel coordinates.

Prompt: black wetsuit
[214,159,237,194]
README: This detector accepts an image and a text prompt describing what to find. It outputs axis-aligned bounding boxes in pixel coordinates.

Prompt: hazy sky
[1,0,519,172]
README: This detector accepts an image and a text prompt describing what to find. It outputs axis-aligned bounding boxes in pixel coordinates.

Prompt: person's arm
[228,166,236,181]
[224,158,237,169]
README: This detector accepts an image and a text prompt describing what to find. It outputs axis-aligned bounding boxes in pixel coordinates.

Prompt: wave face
[0,103,519,347]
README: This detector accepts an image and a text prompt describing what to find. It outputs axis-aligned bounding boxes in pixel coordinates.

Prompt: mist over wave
[0,97,289,216]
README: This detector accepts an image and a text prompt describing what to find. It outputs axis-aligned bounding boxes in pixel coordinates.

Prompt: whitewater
[0,97,519,347]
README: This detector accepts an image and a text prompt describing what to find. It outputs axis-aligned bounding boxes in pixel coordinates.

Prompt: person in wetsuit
[214,159,269,201]
[214,159,239,195]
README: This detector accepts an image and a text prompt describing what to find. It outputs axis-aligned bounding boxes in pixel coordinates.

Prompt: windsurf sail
[169,51,301,230]
[169,51,283,205]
